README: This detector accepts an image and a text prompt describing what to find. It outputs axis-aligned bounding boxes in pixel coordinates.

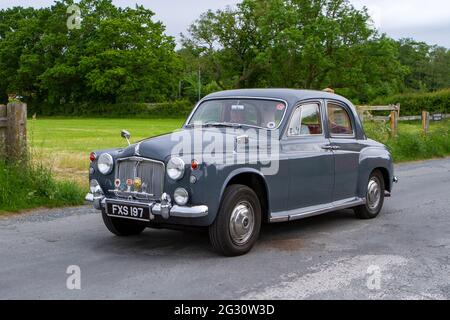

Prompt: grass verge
[364,120,450,162]
[0,160,85,214]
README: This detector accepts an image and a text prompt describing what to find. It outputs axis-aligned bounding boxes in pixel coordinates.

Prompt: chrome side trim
[270,197,365,223]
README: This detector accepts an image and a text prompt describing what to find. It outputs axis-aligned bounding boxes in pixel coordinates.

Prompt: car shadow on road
[92,209,360,257]
[258,209,359,252]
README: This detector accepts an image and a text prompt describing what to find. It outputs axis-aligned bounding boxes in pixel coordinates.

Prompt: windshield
[187,99,287,129]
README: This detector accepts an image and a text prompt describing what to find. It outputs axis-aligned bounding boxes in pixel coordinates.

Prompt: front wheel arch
[220,169,270,223]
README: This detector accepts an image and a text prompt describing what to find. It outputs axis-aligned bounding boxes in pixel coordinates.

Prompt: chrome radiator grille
[116,157,164,200]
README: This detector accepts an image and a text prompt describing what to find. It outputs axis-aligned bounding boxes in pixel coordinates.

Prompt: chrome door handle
[322,145,341,151]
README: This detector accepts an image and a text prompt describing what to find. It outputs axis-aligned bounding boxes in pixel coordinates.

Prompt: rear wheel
[101,210,146,236]
[354,170,385,219]
[209,185,261,256]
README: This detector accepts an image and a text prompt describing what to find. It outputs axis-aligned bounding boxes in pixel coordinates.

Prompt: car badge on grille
[134,177,142,191]
[120,182,126,191]
[126,179,133,192]
[114,179,121,190]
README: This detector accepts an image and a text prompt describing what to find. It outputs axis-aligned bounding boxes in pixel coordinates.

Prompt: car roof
[203,88,354,108]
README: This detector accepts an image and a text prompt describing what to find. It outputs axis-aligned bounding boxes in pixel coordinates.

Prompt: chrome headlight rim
[174,188,189,206]
[97,153,114,175]
[167,157,185,181]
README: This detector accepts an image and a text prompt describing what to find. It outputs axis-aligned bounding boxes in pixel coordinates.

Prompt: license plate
[106,201,152,222]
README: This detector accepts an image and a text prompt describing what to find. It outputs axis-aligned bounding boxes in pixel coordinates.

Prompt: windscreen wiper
[203,122,243,128]
[197,122,242,128]
[185,122,243,129]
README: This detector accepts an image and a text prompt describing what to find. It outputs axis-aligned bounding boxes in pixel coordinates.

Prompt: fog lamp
[174,188,189,206]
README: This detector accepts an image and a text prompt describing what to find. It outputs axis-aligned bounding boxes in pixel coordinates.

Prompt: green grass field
[28,117,449,187]
[29,118,184,186]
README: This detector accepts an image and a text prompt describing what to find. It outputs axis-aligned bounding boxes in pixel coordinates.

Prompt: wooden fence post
[5,102,27,162]
[422,111,430,135]
[390,110,398,137]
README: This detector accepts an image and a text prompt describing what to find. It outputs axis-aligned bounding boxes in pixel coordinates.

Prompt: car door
[282,101,334,211]
[325,101,363,202]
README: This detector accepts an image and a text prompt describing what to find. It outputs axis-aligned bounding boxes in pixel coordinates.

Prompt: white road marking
[241,255,408,299]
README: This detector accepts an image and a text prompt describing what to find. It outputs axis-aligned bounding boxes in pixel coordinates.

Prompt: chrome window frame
[325,100,356,139]
[184,96,289,131]
[286,102,324,138]
[282,100,325,139]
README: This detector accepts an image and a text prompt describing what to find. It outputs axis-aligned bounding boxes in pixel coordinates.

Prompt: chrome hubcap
[367,177,381,210]
[229,201,255,245]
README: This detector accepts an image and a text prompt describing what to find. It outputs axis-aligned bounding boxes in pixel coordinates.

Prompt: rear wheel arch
[354,169,385,219]
[375,167,391,193]
[358,147,393,195]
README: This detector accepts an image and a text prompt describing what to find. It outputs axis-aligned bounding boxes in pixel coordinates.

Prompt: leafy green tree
[0,0,181,108]
[397,38,433,91]
[181,0,406,102]
[428,46,450,90]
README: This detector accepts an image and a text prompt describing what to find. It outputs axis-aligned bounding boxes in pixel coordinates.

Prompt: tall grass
[364,120,450,162]
[0,160,85,213]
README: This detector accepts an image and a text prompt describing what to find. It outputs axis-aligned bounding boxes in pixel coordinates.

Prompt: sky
[1,0,450,48]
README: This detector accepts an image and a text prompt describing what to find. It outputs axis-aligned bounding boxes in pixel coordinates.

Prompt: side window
[327,103,354,136]
[288,103,323,136]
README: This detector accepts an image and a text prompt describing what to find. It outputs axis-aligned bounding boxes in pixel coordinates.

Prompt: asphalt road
[1,158,449,300]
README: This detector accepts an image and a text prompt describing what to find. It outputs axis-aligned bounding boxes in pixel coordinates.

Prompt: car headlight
[174,188,189,206]
[97,153,114,175]
[167,157,185,180]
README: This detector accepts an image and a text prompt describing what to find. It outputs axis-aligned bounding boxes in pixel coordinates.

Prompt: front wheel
[209,185,262,256]
[102,210,146,236]
[354,170,385,219]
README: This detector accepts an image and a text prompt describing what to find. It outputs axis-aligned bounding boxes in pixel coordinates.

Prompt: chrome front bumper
[85,193,208,219]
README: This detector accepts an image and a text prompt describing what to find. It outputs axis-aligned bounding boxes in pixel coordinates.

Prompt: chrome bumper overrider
[85,193,208,219]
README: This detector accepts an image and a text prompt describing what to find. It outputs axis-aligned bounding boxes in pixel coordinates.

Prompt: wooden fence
[357,104,449,136]
[0,102,27,161]
[357,104,401,137]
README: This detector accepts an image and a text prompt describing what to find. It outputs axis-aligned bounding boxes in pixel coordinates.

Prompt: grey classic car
[86,89,397,256]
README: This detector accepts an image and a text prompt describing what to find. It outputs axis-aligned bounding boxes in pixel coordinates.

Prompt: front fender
[219,167,267,202]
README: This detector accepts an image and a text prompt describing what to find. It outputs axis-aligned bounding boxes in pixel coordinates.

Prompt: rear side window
[327,103,354,136]
[287,103,323,136]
